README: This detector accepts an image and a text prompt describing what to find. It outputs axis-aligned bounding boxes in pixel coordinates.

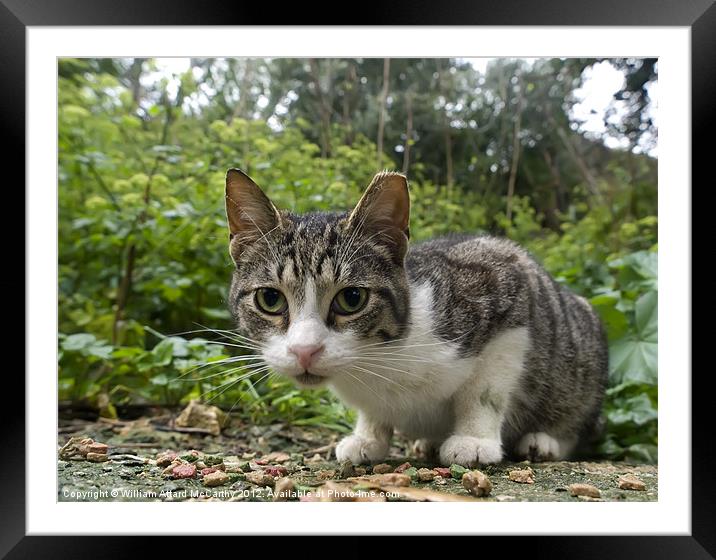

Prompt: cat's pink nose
[289,344,325,370]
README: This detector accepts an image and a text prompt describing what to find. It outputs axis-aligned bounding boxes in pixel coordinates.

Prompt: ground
[57,405,657,503]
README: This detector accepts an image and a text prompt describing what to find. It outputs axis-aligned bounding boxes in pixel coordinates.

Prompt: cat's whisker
[175,361,268,383]
[173,354,265,381]
[353,360,425,380]
[200,366,272,403]
[342,369,391,408]
[190,322,265,350]
[350,363,409,392]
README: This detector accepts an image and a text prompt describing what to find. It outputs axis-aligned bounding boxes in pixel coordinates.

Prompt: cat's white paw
[439,435,503,466]
[515,432,562,462]
[335,435,389,464]
[412,438,438,460]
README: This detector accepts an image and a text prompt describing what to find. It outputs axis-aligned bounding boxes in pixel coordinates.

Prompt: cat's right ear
[225,168,281,262]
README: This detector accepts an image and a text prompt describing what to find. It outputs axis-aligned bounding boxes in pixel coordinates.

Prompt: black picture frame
[5,0,707,556]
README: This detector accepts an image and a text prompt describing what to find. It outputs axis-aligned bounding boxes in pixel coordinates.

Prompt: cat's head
[224,168,411,388]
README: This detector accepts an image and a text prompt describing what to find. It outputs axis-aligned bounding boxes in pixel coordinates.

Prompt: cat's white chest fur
[329,283,484,440]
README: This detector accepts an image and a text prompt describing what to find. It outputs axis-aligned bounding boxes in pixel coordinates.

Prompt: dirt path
[57,410,657,503]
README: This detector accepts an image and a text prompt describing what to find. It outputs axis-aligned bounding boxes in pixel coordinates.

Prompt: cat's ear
[348,171,410,262]
[225,168,282,261]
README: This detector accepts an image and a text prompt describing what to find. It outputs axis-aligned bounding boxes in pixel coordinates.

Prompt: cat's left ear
[225,168,282,262]
[348,171,410,262]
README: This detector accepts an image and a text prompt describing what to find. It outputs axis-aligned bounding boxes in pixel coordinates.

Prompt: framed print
[5,0,709,555]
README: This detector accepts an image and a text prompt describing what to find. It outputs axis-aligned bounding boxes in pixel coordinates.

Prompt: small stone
[433,476,447,486]
[263,465,288,477]
[372,463,393,474]
[263,451,291,463]
[433,467,451,478]
[179,450,201,463]
[155,451,177,467]
[462,470,492,497]
[338,460,356,478]
[203,471,230,487]
[416,468,436,482]
[354,467,367,476]
[350,473,411,487]
[201,467,218,476]
[450,464,469,480]
[316,469,336,480]
[273,477,296,501]
[171,463,197,479]
[306,453,323,464]
[203,454,224,466]
[403,467,419,480]
[509,467,535,484]
[246,470,275,487]
[569,483,601,498]
[618,474,646,491]
[394,462,412,473]
[86,452,109,463]
[174,399,227,436]
[577,495,603,502]
[87,442,109,455]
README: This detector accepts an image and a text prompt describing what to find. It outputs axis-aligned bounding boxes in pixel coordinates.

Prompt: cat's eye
[332,287,369,315]
[255,288,288,315]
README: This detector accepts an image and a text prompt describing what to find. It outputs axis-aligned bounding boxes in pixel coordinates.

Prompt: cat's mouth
[294,371,327,386]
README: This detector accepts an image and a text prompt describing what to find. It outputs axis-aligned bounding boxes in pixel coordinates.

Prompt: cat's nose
[288,344,325,371]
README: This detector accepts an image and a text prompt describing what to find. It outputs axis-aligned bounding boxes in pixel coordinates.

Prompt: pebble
[263,466,288,477]
[171,463,197,479]
[87,442,109,455]
[569,483,601,498]
[618,474,646,491]
[372,463,393,474]
[403,467,419,480]
[155,451,177,467]
[462,470,492,497]
[203,471,230,487]
[416,468,436,482]
[450,464,469,480]
[433,467,451,478]
[273,477,296,501]
[394,462,412,473]
[246,470,276,487]
[508,467,535,484]
[86,452,109,463]
[338,460,356,478]
[351,473,412,487]
[316,469,336,480]
[263,451,291,463]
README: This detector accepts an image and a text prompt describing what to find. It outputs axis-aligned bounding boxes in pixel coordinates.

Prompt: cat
[224,168,608,466]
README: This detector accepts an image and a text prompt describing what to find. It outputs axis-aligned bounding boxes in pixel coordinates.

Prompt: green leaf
[62,333,97,351]
[609,337,657,385]
[635,291,657,342]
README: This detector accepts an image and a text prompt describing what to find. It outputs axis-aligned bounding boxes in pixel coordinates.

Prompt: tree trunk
[376,58,391,170]
[444,126,454,188]
[506,78,524,222]
[402,92,413,174]
[343,62,357,146]
[308,59,333,158]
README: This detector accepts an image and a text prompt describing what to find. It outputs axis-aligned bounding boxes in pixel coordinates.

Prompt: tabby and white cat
[224,168,608,466]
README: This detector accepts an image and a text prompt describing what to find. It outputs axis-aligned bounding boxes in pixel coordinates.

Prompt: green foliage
[58,57,658,461]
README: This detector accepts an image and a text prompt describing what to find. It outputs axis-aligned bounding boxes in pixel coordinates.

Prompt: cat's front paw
[439,435,503,466]
[335,435,389,465]
[412,438,438,460]
[515,432,562,462]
